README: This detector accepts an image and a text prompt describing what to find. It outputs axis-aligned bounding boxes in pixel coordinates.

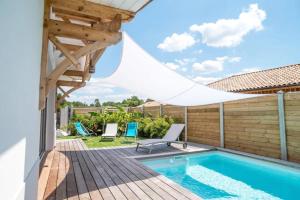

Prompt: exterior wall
[0,0,43,200]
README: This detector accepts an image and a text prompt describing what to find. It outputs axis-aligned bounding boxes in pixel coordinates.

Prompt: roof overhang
[39,0,151,109]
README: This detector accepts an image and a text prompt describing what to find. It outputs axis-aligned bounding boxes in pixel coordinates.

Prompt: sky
[68,0,300,104]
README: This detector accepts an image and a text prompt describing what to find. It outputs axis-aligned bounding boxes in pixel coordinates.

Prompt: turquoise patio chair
[74,122,95,136]
[124,122,138,141]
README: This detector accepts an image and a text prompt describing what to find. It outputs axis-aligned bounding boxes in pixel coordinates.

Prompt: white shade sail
[101,33,260,106]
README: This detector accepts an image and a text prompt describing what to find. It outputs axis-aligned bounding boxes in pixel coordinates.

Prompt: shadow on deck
[38,139,212,200]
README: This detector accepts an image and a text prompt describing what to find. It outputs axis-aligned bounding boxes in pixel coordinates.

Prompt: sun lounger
[136,124,187,153]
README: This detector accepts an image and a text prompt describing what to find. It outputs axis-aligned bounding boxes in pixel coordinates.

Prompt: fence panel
[285,93,300,163]
[187,104,220,146]
[224,95,281,159]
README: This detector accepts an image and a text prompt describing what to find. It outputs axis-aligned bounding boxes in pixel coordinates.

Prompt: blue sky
[69,0,300,103]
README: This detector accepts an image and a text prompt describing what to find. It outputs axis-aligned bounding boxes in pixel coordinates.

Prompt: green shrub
[68,110,174,138]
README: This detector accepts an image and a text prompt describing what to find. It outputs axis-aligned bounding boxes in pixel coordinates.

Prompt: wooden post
[277,91,287,160]
[184,106,188,142]
[219,102,224,148]
[159,104,163,117]
[141,105,144,117]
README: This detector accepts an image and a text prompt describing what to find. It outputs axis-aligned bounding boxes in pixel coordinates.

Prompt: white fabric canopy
[101,33,260,106]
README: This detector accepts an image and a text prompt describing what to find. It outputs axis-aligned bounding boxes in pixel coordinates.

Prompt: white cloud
[190,4,266,47]
[193,59,224,73]
[193,56,241,73]
[64,77,144,104]
[239,67,260,74]
[175,58,196,66]
[181,67,188,72]
[193,49,203,55]
[193,76,220,85]
[164,62,180,70]
[228,56,241,63]
[157,33,196,52]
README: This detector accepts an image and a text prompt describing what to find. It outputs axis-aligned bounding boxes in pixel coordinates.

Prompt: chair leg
[149,145,153,154]
[183,142,187,149]
[136,143,139,151]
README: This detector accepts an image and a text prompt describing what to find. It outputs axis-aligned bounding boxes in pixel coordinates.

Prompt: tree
[122,96,144,107]
[94,98,101,107]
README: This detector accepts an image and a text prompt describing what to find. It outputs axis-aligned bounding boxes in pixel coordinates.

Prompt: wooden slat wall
[285,93,300,163]
[143,106,160,118]
[224,95,281,159]
[127,93,300,163]
[187,104,220,146]
[162,105,185,123]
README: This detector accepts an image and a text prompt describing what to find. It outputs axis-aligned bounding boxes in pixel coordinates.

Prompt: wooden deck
[39,139,212,200]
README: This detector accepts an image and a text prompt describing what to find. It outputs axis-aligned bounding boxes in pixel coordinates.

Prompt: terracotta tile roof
[208,64,300,92]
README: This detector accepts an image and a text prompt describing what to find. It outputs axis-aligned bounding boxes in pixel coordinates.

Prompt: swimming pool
[142,151,300,200]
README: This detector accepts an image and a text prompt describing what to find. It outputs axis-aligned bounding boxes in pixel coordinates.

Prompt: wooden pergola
[39,0,151,109]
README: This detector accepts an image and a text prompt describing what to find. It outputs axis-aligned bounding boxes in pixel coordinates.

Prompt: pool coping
[135,146,300,170]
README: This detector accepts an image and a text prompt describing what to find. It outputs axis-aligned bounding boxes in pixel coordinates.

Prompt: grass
[57,135,143,148]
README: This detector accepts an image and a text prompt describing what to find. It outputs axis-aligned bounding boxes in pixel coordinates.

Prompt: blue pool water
[142,151,300,200]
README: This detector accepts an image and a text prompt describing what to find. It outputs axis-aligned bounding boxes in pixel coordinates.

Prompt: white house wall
[0,0,43,199]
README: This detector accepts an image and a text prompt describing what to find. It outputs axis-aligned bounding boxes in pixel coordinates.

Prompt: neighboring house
[208,64,300,94]
[0,1,150,200]
[138,100,163,107]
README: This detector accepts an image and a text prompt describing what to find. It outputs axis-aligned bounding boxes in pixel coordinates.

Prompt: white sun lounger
[101,123,118,140]
[136,124,187,153]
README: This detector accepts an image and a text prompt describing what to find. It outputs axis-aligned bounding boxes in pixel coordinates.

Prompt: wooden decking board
[41,139,205,200]
[65,141,79,200]
[38,150,55,200]
[92,149,140,200]
[88,145,163,200]
[108,149,178,200]
[110,149,190,200]
[44,146,60,200]
[70,141,92,200]
[82,144,127,200]
[72,140,103,200]
[55,142,67,200]
[76,141,116,200]
[93,146,152,200]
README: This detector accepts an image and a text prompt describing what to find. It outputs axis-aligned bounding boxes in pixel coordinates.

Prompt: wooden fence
[129,92,300,163]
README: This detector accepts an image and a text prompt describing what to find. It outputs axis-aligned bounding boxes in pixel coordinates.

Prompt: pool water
[142,151,300,200]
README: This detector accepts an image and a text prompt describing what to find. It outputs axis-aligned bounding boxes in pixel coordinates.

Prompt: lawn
[57,135,142,148]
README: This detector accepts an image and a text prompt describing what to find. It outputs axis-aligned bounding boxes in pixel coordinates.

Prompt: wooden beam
[49,35,81,69]
[48,19,121,42]
[63,70,84,77]
[55,12,97,24]
[39,0,51,110]
[58,86,70,98]
[57,80,85,87]
[90,48,105,73]
[57,85,84,105]
[62,43,82,51]
[108,14,122,32]
[47,37,121,92]
[52,0,135,22]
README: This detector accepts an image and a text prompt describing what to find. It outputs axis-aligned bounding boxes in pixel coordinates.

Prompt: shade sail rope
[100,32,261,106]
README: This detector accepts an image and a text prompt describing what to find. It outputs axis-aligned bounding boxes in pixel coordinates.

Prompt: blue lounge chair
[124,122,138,140]
[74,122,95,136]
